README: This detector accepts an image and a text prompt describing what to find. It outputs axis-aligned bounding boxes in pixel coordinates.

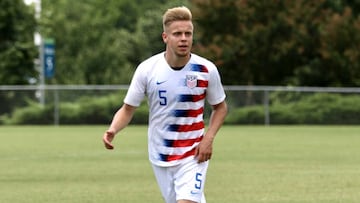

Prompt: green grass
[0,125,360,203]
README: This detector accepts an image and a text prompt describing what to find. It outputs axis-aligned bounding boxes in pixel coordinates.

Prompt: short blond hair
[162,6,192,31]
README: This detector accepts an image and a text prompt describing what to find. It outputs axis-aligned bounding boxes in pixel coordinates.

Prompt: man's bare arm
[102,103,137,149]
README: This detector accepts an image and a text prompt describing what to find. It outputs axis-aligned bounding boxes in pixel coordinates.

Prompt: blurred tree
[280,0,360,86]
[40,0,187,85]
[192,0,360,86]
[0,0,37,116]
[41,0,136,84]
[0,0,37,85]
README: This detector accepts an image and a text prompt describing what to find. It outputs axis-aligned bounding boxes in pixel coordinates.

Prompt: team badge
[186,75,197,89]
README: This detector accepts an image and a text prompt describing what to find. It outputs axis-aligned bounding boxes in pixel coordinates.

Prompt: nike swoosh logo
[156,80,167,85]
[190,190,200,195]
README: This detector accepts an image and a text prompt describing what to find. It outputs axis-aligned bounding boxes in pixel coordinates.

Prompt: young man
[102,6,227,203]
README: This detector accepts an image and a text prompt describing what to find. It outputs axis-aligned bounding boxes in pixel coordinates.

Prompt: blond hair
[162,6,192,31]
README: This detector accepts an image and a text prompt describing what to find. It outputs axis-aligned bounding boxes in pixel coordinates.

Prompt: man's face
[162,20,193,57]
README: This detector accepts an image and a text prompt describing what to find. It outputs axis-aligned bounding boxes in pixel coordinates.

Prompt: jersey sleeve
[123,64,147,107]
[206,64,226,105]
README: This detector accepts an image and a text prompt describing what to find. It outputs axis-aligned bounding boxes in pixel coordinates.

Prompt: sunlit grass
[0,125,359,203]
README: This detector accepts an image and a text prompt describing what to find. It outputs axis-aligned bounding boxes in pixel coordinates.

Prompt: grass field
[0,125,360,203]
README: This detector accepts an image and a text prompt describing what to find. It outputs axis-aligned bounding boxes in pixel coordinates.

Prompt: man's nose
[180,33,187,40]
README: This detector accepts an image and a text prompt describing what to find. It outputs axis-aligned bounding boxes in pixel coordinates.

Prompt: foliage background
[1,0,360,124]
[2,0,360,87]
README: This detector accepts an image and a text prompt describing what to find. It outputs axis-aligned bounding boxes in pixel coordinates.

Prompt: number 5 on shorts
[195,172,202,189]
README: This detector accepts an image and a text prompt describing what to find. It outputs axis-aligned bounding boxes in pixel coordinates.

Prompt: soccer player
[102,6,227,203]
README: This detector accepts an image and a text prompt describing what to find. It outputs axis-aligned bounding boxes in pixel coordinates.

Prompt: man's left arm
[195,100,228,163]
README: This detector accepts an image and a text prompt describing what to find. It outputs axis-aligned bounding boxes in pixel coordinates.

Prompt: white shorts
[152,158,209,203]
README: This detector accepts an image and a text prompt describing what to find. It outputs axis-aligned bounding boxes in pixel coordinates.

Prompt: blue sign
[43,38,55,78]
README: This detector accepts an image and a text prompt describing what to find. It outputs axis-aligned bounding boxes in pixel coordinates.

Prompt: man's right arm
[102,103,137,150]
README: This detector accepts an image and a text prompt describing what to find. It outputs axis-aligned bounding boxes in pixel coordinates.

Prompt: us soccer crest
[186,75,197,88]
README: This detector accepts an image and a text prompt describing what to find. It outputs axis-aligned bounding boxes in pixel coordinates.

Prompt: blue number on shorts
[158,90,167,106]
[195,172,202,189]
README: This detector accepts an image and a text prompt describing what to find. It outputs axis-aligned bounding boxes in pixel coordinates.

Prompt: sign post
[43,38,55,78]
[38,38,55,106]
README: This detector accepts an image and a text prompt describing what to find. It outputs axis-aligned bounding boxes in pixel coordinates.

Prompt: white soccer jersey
[124,52,226,167]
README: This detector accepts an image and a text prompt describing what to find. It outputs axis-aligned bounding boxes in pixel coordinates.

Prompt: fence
[1,85,360,125]
[224,85,360,125]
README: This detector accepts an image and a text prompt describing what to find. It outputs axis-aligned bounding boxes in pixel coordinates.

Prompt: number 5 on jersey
[158,90,167,106]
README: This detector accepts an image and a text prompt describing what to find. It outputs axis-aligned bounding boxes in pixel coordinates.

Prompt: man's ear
[162,32,167,43]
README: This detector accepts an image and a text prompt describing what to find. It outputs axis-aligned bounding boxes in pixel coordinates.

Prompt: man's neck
[164,52,190,68]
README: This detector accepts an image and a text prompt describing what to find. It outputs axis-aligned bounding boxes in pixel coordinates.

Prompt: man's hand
[194,136,213,163]
[103,130,115,150]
